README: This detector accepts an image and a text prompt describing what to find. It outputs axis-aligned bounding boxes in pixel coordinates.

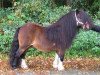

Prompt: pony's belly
[31,42,55,52]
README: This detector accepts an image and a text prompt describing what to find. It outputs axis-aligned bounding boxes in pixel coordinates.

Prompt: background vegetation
[0,0,100,58]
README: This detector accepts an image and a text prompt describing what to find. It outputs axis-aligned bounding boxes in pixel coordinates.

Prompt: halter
[75,11,84,26]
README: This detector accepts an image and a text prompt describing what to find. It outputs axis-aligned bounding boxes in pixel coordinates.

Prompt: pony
[9,10,100,70]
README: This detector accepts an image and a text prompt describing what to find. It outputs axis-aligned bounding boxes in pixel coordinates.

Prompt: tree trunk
[0,0,12,8]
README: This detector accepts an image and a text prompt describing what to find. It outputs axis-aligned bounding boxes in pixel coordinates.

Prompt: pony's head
[75,10,93,30]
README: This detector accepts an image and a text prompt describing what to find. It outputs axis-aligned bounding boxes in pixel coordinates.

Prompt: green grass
[0,53,8,60]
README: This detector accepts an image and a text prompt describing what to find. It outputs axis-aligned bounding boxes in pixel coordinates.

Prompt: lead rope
[75,11,84,26]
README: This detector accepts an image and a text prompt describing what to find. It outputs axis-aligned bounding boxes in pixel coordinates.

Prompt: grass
[0,53,8,60]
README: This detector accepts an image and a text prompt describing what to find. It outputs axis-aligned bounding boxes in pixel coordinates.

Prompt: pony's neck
[45,11,78,49]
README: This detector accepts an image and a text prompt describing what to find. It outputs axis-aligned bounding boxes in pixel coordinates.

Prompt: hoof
[58,67,65,71]
[21,65,28,69]
[11,66,17,70]
[58,65,65,71]
[21,59,28,69]
[53,64,58,69]
[53,60,58,69]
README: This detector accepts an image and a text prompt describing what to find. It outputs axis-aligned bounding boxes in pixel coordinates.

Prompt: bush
[0,34,12,53]
[0,0,100,58]
[66,20,100,58]
[71,0,100,18]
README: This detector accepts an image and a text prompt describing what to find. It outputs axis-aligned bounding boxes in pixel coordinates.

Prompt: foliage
[0,0,100,58]
[0,34,12,53]
[71,0,100,18]
[53,0,100,18]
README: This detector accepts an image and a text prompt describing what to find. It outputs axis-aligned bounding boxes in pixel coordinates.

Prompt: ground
[0,56,100,75]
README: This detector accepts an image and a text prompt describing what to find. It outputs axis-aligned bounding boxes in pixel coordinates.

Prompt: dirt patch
[27,57,100,71]
[0,57,100,75]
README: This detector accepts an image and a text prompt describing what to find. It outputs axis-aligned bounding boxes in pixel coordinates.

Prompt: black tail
[91,25,100,32]
[9,27,20,68]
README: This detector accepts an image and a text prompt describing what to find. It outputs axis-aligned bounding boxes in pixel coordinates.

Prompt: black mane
[45,11,78,50]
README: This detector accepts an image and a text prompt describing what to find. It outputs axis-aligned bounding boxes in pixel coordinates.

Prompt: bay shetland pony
[10,10,100,70]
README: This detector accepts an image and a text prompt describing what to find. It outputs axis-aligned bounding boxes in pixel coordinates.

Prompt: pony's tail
[9,27,20,68]
[91,25,100,32]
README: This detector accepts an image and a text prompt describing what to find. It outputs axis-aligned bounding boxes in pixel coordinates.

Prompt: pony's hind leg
[20,51,28,69]
[11,48,26,69]
[15,46,29,69]
[12,57,19,69]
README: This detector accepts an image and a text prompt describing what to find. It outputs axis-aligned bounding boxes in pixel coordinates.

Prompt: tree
[0,0,12,8]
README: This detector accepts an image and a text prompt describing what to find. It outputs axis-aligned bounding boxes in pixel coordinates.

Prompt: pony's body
[10,10,100,70]
[19,23,56,52]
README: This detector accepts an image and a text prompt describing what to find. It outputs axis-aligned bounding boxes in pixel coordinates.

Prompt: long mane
[45,11,78,50]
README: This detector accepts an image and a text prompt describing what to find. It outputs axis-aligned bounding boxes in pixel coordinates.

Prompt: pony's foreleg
[53,51,65,71]
[58,52,65,71]
[53,53,59,68]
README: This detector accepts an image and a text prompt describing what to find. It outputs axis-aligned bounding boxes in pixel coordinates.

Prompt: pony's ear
[76,9,80,15]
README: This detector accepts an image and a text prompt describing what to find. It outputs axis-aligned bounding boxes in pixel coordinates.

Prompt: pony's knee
[15,49,25,57]
[15,51,20,57]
